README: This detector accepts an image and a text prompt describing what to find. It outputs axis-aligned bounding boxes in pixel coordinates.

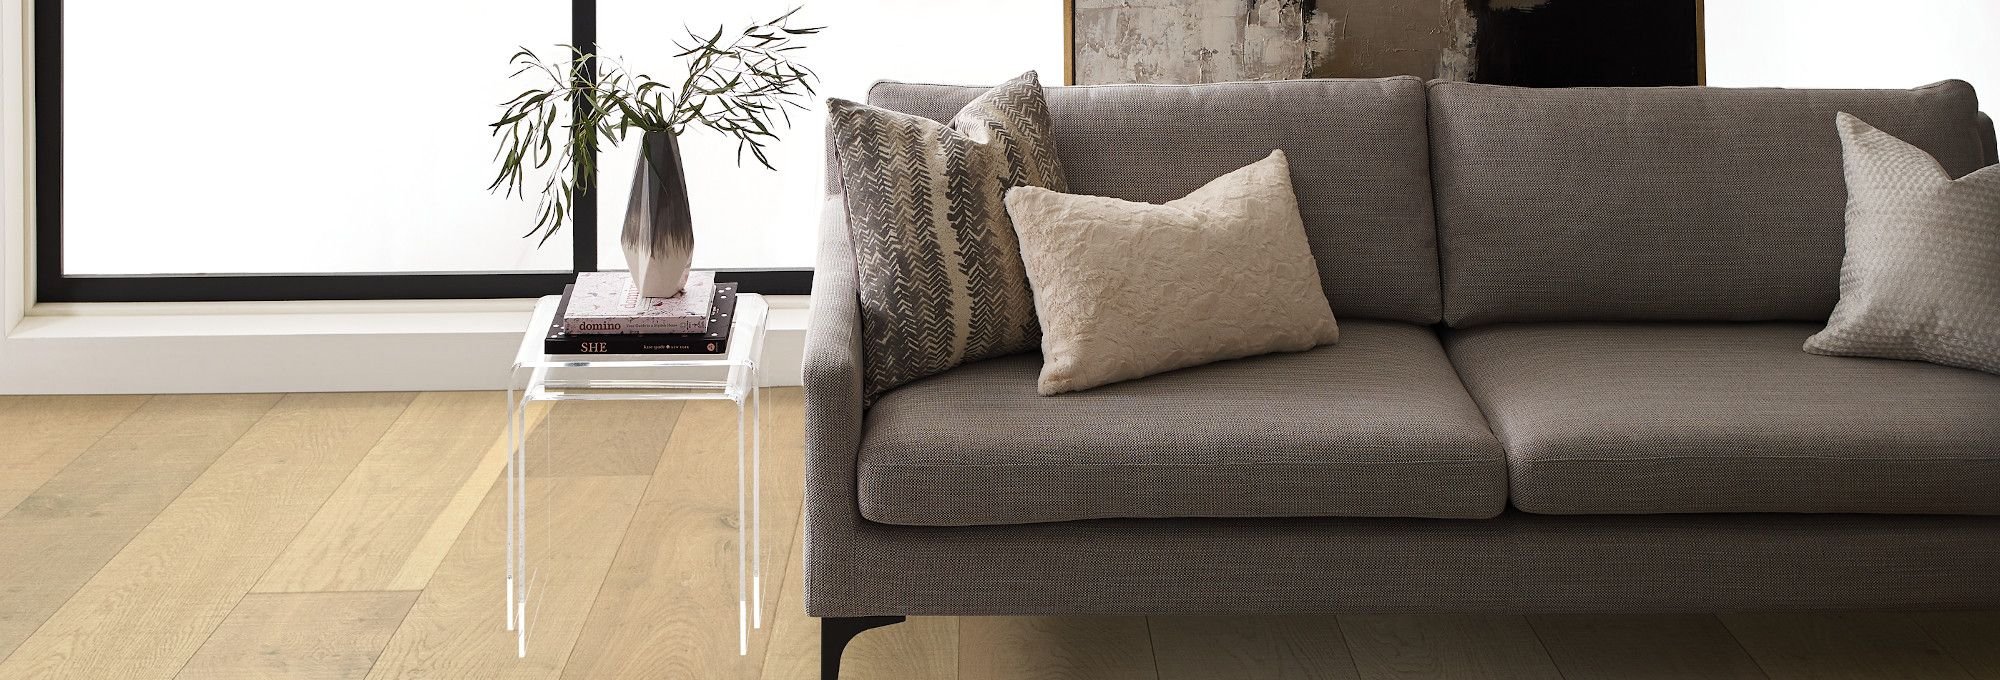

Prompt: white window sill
[0,296,809,394]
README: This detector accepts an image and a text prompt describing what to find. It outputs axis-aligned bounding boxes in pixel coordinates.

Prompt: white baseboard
[0,295,809,394]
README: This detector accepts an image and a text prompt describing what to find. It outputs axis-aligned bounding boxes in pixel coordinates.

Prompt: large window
[37,1,1064,301]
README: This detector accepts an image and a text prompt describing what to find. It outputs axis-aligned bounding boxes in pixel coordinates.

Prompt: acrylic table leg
[736,397,749,656]
[748,380,752,628]
[505,386,517,633]
[514,382,531,657]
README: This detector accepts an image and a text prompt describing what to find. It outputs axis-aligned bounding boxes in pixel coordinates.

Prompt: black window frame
[32,0,810,302]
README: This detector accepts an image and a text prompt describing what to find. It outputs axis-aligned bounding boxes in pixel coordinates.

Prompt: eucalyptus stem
[487,7,821,244]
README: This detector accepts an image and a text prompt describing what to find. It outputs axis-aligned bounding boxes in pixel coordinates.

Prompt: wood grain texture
[754,519,820,680]
[384,400,550,593]
[1150,616,1358,680]
[178,591,419,680]
[1913,612,2000,680]
[0,393,280,662]
[559,397,786,679]
[366,475,646,680]
[1529,614,1766,680]
[1722,613,1974,680]
[1338,615,1561,680]
[0,392,411,679]
[257,391,513,593]
[748,388,805,632]
[959,617,1158,680]
[523,400,681,477]
[0,395,148,515]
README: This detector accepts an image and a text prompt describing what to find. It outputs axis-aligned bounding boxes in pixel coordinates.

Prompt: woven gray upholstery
[1430,80,1987,327]
[806,195,2000,618]
[1981,112,1997,166]
[1446,323,2000,515]
[866,77,1441,324]
[802,85,2000,620]
[803,193,873,616]
[858,321,1504,526]
[805,510,2000,617]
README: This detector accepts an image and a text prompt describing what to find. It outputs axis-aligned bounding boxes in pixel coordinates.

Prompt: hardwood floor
[0,390,1993,679]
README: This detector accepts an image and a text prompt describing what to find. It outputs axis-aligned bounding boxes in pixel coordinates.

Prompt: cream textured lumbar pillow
[1004,150,1340,395]
[1803,113,2000,374]
[826,71,1068,401]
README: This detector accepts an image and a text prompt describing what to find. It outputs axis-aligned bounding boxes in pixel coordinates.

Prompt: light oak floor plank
[1722,613,1975,680]
[1529,614,1766,680]
[177,591,420,680]
[256,391,515,593]
[0,393,281,663]
[383,400,552,593]
[758,516,958,680]
[748,389,808,637]
[560,394,800,679]
[0,392,412,679]
[523,400,683,477]
[1338,615,1562,680]
[365,473,647,680]
[753,519,819,680]
[1912,611,2000,680]
[0,394,149,514]
[959,616,1158,680]
[1150,616,1359,680]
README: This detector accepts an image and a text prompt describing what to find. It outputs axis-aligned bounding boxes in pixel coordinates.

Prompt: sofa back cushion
[1982,112,1997,166]
[865,76,1442,324]
[1430,80,1987,327]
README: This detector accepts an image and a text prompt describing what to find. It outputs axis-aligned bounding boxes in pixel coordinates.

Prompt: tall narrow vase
[621,129,696,298]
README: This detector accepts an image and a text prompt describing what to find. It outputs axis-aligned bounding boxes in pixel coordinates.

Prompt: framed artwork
[1064,0,1704,87]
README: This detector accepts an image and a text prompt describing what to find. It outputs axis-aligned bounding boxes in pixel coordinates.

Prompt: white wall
[1706,0,2000,104]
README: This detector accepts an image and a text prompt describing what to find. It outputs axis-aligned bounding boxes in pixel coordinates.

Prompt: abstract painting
[1067,0,1701,87]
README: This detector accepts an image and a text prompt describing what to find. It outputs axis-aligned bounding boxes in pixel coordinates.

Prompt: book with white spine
[562,271,716,335]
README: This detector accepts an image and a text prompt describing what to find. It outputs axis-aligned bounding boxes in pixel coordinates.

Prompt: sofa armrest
[802,195,870,614]
[1980,112,1997,167]
[804,195,866,492]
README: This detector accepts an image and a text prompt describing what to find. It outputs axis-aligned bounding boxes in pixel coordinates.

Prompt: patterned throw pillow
[1803,113,2000,374]
[827,71,1068,399]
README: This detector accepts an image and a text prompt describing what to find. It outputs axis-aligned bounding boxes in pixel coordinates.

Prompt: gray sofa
[803,76,2000,677]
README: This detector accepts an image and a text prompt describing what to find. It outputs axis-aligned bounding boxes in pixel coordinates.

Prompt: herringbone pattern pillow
[1804,113,2000,374]
[827,72,1068,399]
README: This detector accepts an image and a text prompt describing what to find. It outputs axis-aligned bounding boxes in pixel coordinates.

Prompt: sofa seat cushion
[1445,323,2000,515]
[858,320,1506,526]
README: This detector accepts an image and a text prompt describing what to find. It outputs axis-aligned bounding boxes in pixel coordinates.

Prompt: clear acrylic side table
[504,292,768,658]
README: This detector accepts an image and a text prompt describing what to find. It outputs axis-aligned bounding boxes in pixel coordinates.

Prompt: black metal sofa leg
[821,615,907,680]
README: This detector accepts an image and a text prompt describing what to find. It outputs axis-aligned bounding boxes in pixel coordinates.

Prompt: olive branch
[487,7,821,244]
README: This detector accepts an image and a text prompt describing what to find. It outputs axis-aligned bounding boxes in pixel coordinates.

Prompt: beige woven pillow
[1003,150,1340,395]
[1803,113,2000,374]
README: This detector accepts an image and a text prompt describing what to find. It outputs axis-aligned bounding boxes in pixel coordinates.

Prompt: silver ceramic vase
[621,129,696,297]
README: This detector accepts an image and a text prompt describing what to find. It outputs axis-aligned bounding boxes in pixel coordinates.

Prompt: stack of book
[545,271,737,355]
